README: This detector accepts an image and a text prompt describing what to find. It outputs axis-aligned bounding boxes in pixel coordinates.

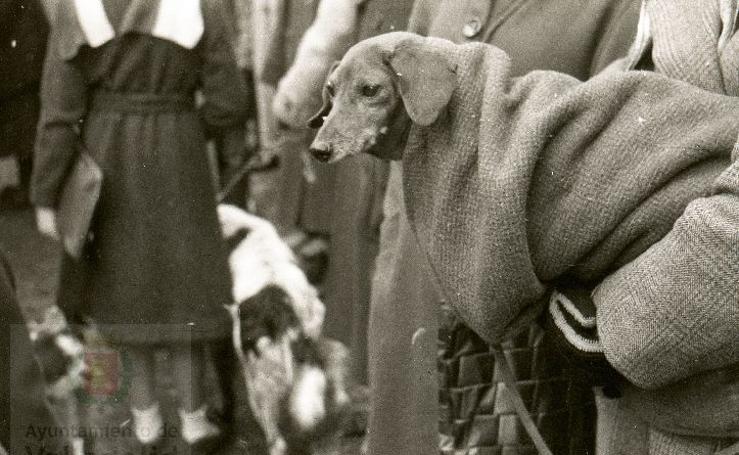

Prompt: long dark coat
[31,0,248,345]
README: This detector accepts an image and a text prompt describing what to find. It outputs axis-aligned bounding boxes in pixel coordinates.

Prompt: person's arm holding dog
[586,0,739,392]
[309,31,739,358]
[400,44,739,345]
[593,149,739,386]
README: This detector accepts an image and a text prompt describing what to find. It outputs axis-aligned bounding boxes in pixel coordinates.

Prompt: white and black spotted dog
[218,204,351,455]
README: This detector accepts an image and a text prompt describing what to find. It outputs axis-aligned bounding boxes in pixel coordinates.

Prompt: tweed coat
[368,1,640,454]
[594,0,739,390]
[594,1,739,452]
[31,0,248,344]
[401,40,739,353]
[400,0,739,452]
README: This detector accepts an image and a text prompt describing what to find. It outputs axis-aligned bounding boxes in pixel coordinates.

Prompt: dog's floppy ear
[308,61,341,129]
[387,41,456,126]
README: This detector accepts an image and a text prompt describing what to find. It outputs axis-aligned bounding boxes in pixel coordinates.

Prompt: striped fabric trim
[552,291,596,328]
[548,295,603,354]
[73,0,115,47]
[152,0,204,49]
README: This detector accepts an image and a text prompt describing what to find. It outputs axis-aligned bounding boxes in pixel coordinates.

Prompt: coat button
[463,18,482,38]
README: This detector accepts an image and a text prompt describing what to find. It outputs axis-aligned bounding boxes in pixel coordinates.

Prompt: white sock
[178,406,220,444]
[131,403,164,445]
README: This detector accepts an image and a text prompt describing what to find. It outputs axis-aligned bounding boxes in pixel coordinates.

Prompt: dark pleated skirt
[58,97,232,345]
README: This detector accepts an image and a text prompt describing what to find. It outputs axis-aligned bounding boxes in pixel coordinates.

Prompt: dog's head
[308,32,457,163]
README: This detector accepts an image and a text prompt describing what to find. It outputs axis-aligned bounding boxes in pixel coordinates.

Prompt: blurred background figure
[0,0,48,210]
[0,253,64,454]
[32,0,249,452]
[245,0,336,238]
[270,0,416,392]
[238,2,418,448]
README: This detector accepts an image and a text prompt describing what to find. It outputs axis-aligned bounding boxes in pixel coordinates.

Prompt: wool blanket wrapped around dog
[401,42,739,392]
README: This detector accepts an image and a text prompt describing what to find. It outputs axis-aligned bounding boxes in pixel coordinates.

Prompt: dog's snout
[309,145,333,162]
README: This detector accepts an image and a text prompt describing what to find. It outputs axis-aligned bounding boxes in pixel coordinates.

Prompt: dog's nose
[309,146,333,162]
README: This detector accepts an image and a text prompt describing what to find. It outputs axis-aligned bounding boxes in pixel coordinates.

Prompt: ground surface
[0,207,363,455]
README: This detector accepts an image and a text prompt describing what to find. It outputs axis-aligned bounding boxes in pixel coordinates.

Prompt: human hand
[36,207,59,240]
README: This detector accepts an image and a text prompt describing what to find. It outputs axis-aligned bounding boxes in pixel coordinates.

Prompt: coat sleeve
[587,0,640,75]
[271,0,361,128]
[594,144,739,390]
[401,44,739,346]
[199,0,250,137]
[30,23,87,209]
[591,0,739,390]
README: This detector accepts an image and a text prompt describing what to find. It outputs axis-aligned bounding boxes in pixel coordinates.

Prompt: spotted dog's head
[236,285,300,354]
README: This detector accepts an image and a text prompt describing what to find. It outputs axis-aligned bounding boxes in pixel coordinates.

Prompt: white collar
[72,0,204,50]
[151,0,204,50]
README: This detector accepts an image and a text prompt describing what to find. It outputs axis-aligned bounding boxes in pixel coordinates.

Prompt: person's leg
[170,343,220,444]
[367,164,439,455]
[170,343,203,413]
[125,346,163,445]
[209,339,237,430]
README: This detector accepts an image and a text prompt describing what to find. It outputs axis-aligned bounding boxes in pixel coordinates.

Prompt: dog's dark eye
[326,83,335,98]
[361,84,380,97]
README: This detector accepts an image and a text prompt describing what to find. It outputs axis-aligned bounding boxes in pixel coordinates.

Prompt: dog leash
[216,150,280,204]
[492,344,554,455]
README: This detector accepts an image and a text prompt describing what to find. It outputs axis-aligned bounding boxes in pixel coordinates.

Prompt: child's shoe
[132,403,164,452]
[179,406,223,454]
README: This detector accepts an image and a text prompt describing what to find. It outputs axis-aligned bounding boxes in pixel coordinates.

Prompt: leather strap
[216,153,280,203]
[493,343,554,455]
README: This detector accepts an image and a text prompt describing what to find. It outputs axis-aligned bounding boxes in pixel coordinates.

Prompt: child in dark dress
[32,0,248,450]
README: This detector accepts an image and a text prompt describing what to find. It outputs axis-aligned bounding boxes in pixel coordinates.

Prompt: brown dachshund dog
[308,32,457,162]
